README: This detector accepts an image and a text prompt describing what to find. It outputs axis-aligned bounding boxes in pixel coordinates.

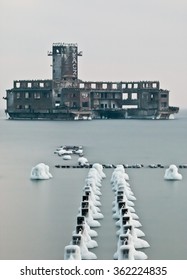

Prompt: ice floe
[78,155,89,166]
[62,155,71,160]
[30,163,52,180]
[164,164,182,180]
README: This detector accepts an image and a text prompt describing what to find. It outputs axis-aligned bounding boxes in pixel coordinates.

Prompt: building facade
[4,42,179,120]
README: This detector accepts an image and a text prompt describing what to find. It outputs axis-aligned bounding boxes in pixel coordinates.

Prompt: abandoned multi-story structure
[4,42,179,120]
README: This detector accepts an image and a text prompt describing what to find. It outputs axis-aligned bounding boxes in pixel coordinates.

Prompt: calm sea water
[0,109,187,260]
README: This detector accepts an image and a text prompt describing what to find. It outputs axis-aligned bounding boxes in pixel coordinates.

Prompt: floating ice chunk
[74,149,83,154]
[58,149,72,156]
[164,164,182,180]
[78,156,89,166]
[63,155,71,160]
[169,114,175,120]
[30,163,52,180]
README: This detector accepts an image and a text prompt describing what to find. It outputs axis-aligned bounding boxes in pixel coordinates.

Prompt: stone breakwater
[64,163,105,260]
[63,163,150,260]
[111,165,150,260]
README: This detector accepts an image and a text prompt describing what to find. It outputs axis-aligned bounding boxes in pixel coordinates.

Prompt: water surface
[0,110,187,259]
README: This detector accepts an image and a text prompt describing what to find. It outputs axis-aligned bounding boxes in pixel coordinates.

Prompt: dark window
[94,92,100,98]
[161,94,167,98]
[43,92,50,98]
[161,102,167,107]
[82,102,89,107]
[16,93,21,99]
[21,82,27,88]
[33,82,39,88]
[55,101,60,107]
[34,92,40,99]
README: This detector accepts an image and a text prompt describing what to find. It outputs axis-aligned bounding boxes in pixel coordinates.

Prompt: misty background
[0,0,187,111]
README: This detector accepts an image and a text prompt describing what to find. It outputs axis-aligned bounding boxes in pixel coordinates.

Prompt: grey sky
[0,0,187,109]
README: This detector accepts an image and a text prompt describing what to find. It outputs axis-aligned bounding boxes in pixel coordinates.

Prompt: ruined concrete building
[4,42,179,120]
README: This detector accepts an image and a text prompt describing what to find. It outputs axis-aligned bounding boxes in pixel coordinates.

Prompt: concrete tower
[50,43,79,81]
[48,43,82,109]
